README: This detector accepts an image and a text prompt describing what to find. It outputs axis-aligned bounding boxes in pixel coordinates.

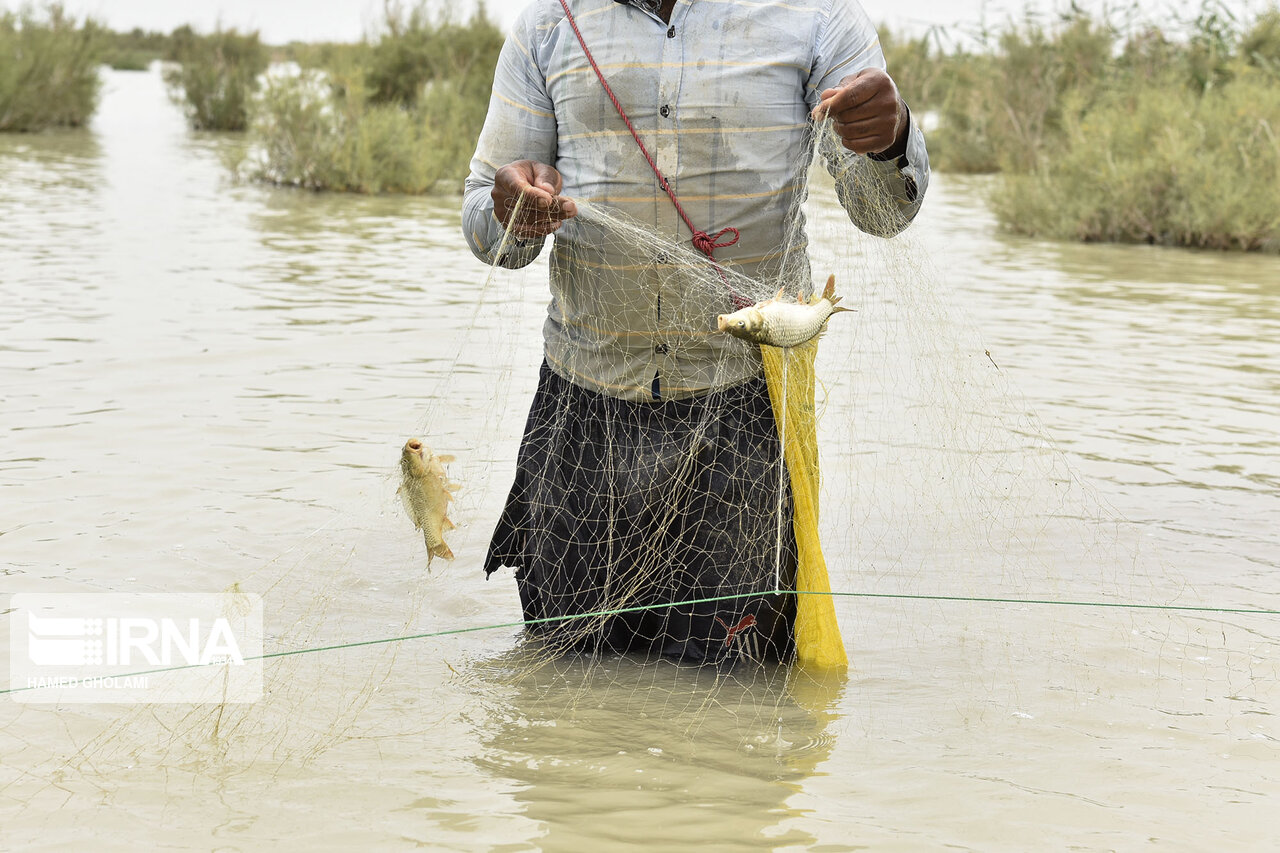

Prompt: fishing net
[3,112,1274,845]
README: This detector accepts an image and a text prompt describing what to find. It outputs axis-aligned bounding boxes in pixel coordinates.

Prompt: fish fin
[436,454,456,464]
[446,481,461,492]
[443,516,456,530]
[831,306,854,314]
[429,541,455,562]
[825,277,845,308]
[774,286,786,303]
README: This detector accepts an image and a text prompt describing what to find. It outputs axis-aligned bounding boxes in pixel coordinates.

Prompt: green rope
[3,589,1276,697]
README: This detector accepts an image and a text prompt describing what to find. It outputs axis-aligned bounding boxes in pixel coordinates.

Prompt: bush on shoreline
[886,5,1280,252]
[242,69,439,193]
[10,1,1268,249]
[992,75,1280,251]
[164,27,268,130]
[99,27,174,71]
[239,3,502,194]
[0,6,103,132]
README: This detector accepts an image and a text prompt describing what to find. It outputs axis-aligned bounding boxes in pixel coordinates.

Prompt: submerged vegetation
[0,6,103,132]
[237,4,502,193]
[886,4,1280,251]
[164,27,268,131]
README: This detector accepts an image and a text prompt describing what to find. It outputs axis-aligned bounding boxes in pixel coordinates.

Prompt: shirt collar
[613,0,663,14]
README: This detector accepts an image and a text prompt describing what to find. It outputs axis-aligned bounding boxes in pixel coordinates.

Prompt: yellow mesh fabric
[761,336,848,671]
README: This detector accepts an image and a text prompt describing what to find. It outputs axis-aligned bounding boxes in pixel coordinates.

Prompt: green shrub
[363,2,502,107]
[1240,9,1280,77]
[101,51,150,71]
[240,68,483,194]
[99,26,173,71]
[990,74,1280,252]
[895,3,1280,251]
[0,5,103,132]
[164,27,268,130]
[239,2,502,193]
[281,40,370,73]
[879,25,958,115]
[925,12,1115,173]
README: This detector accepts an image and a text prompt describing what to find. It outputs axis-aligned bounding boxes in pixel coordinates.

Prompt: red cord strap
[555,0,751,310]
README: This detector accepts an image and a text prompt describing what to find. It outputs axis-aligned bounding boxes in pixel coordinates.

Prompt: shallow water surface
[1,69,1278,851]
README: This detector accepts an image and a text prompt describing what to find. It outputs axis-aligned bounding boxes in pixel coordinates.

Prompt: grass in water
[0,5,103,132]
[164,26,269,131]
[237,2,502,194]
[993,73,1280,251]
[884,4,1280,252]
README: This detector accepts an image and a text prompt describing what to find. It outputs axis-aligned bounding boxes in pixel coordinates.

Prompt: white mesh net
[3,119,1274,845]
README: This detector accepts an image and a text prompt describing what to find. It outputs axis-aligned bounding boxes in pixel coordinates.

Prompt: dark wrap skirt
[485,362,796,664]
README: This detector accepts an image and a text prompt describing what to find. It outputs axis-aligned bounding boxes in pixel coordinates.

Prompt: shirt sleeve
[806,0,931,238]
[462,6,558,269]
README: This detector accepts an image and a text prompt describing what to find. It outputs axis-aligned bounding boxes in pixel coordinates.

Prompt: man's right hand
[492,160,578,239]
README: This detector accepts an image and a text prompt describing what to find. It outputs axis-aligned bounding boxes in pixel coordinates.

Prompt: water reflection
[914,175,1280,582]
[471,651,844,850]
[0,130,106,339]
[239,189,457,321]
[0,128,103,188]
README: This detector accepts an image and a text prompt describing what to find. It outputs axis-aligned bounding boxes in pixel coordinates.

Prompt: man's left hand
[811,68,908,157]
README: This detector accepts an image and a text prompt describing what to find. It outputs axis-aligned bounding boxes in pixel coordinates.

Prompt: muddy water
[2,68,1278,851]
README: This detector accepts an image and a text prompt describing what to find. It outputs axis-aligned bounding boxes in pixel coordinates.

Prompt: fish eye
[736,320,745,328]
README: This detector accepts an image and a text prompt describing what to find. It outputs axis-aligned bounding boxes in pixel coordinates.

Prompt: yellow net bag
[762,338,848,671]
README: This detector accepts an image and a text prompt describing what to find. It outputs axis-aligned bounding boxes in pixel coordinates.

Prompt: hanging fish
[398,438,459,566]
[716,274,852,348]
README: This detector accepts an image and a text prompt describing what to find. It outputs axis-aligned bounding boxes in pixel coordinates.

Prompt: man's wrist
[868,100,911,164]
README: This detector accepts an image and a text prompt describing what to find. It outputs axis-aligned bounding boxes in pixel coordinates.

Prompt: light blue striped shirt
[463,0,930,400]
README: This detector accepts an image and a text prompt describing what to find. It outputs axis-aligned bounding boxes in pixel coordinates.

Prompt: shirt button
[654,343,670,355]
[667,25,676,38]
[659,104,671,118]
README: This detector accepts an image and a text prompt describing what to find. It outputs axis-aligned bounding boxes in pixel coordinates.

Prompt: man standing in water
[463,0,928,663]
